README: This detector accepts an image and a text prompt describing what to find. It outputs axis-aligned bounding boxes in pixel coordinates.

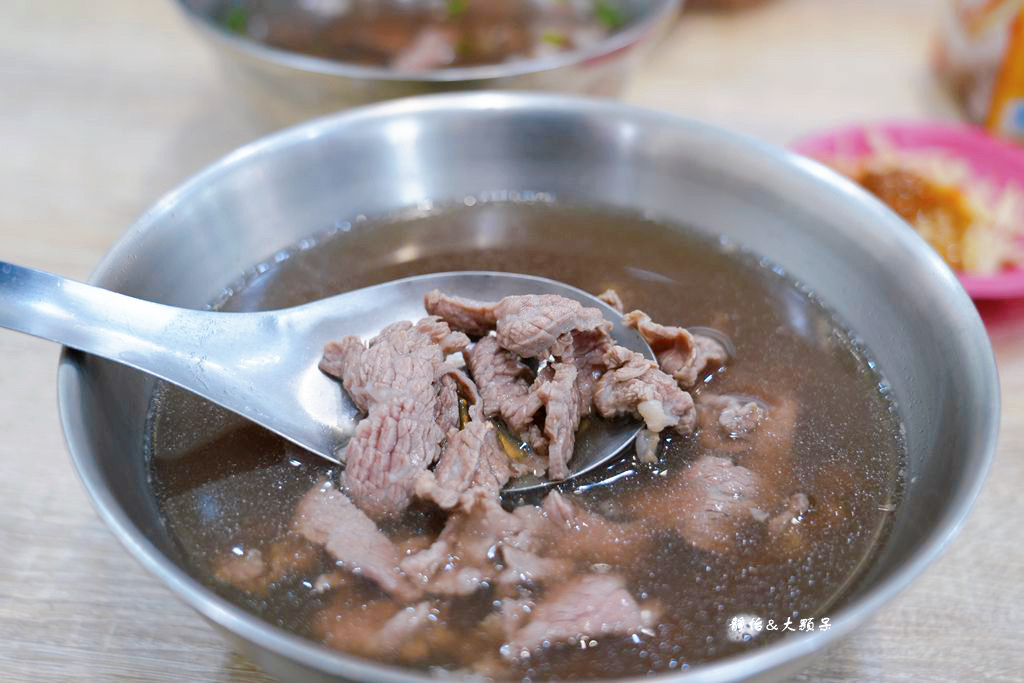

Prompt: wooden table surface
[1,1,1020,681]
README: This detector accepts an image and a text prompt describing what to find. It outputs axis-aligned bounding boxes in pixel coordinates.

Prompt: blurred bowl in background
[176,0,682,128]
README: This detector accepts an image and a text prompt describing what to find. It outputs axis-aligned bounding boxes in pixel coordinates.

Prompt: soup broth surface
[149,202,904,680]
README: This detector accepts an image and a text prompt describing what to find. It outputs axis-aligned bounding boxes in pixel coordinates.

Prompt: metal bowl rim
[58,91,999,682]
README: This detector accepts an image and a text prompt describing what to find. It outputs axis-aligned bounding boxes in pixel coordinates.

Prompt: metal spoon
[0,265,654,491]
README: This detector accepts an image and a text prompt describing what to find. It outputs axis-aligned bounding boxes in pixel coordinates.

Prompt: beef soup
[148,202,904,680]
[216,0,627,72]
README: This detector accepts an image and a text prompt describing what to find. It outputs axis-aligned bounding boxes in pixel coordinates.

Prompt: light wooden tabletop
[0,1,1019,681]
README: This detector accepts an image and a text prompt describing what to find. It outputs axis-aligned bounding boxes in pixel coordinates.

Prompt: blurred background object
[176,0,681,127]
[934,0,1024,140]
[685,0,774,9]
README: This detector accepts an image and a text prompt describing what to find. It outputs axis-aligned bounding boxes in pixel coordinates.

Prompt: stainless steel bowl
[175,0,681,127]
[59,93,998,682]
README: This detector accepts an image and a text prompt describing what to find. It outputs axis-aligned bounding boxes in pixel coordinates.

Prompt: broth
[149,202,904,679]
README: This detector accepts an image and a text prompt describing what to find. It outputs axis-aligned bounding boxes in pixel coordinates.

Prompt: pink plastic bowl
[793,121,1024,300]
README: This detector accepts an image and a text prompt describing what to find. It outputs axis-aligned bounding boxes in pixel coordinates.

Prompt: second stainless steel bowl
[176,0,682,127]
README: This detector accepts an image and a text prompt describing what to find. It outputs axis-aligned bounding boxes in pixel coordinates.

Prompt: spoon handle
[0,260,266,411]
[0,262,186,357]
[0,261,347,460]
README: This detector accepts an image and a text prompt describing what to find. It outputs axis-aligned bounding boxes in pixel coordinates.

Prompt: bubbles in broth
[149,202,904,680]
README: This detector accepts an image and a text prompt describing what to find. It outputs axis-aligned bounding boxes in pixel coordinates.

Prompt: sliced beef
[690,332,730,384]
[501,573,655,658]
[414,315,474,355]
[516,491,649,567]
[623,310,695,378]
[535,488,576,525]
[624,310,728,388]
[445,367,484,422]
[534,362,583,480]
[427,291,612,359]
[315,601,395,652]
[701,395,800,496]
[533,327,616,476]
[499,495,575,580]
[464,334,543,440]
[343,396,446,518]
[414,420,512,509]
[424,290,498,337]
[494,294,611,359]
[519,425,550,458]
[435,368,484,437]
[696,392,798,483]
[264,533,320,580]
[213,548,266,593]
[597,288,624,312]
[391,25,457,71]
[401,489,523,596]
[434,372,462,437]
[462,426,515,494]
[746,397,798,480]
[494,431,551,480]
[421,564,489,596]
[314,600,433,659]
[213,534,320,596]
[654,455,767,554]
[497,546,573,588]
[321,318,466,414]
[437,291,622,479]
[320,317,473,517]
[312,570,349,594]
[715,395,767,435]
[559,326,614,409]
[768,492,811,535]
[401,488,617,595]
[378,602,434,648]
[398,536,453,593]
[318,336,364,391]
[768,492,811,533]
[490,598,535,636]
[763,491,814,559]
[593,345,696,434]
[293,479,418,600]
[697,393,767,444]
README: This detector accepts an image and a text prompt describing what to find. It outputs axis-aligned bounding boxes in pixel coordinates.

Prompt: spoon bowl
[0,265,653,489]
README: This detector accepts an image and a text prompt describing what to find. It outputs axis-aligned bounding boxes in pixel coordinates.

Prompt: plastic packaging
[934,0,1024,141]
